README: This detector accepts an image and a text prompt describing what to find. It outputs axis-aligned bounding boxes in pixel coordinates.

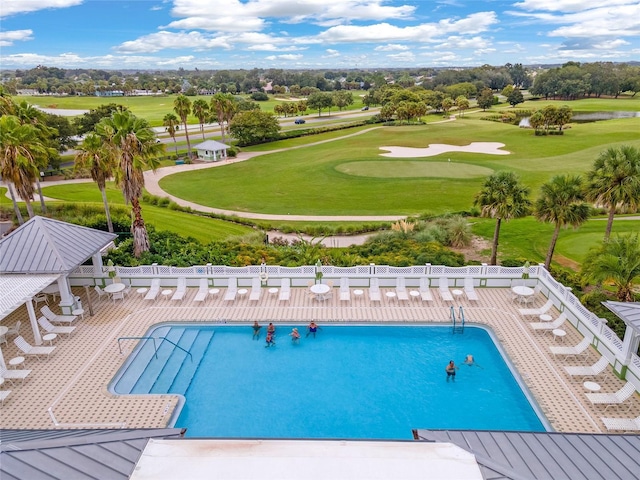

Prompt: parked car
[294,118,306,124]
[361,106,369,111]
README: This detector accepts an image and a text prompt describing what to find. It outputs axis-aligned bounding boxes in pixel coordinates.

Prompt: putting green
[335,161,494,178]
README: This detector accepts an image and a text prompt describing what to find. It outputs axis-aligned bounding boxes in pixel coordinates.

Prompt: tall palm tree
[210,93,235,144]
[96,111,164,257]
[192,99,209,140]
[585,145,640,241]
[162,113,180,156]
[474,171,531,265]
[173,94,192,158]
[74,133,115,233]
[582,233,640,302]
[535,175,590,270]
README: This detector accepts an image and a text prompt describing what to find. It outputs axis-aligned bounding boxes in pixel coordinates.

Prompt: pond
[519,110,640,127]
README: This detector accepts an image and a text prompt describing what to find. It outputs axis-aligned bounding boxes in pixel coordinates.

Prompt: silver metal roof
[603,301,640,335]
[0,274,59,321]
[193,140,229,151]
[415,429,640,480]
[0,428,185,480]
[0,216,117,274]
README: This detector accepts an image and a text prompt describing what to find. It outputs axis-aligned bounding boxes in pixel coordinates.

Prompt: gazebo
[193,140,229,162]
[603,301,640,371]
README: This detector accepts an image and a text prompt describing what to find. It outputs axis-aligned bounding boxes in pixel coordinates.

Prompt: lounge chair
[564,356,609,380]
[529,313,567,333]
[224,277,238,301]
[144,279,161,301]
[0,390,11,406]
[586,382,636,412]
[463,277,478,301]
[41,305,77,325]
[171,277,187,301]
[519,299,553,317]
[369,278,381,302]
[339,277,350,302]
[279,278,291,301]
[601,415,640,432]
[193,278,209,302]
[249,277,262,301]
[0,366,31,386]
[38,316,76,337]
[14,335,56,360]
[94,285,108,302]
[419,277,433,301]
[395,277,409,301]
[438,277,453,302]
[549,337,591,360]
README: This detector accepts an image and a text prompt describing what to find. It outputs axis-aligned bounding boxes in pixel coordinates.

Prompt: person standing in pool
[267,323,276,336]
[252,321,261,340]
[306,321,318,338]
[265,331,275,347]
[445,360,458,382]
[290,327,301,343]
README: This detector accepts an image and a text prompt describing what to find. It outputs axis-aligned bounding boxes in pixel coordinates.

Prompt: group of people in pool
[445,354,482,381]
[252,321,319,347]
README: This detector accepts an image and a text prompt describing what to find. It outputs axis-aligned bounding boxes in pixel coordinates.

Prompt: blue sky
[1,0,639,70]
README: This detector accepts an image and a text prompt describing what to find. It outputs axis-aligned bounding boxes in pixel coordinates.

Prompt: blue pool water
[111,324,548,439]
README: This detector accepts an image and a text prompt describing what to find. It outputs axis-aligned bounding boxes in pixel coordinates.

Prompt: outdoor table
[9,357,24,369]
[268,288,279,295]
[583,381,601,392]
[104,283,126,294]
[43,333,57,345]
[43,284,60,300]
[72,308,85,321]
[161,289,173,300]
[237,288,249,298]
[310,284,330,300]
[385,291,397,302]
[0,325,8,340]
[539,314,553,322]
[452,289,464,300]
[553,329,567,342]
[353,289,364,299]
[409,290,420,300]
[512,285,534,303]
[136,288,148,296]
[209,288,220,297]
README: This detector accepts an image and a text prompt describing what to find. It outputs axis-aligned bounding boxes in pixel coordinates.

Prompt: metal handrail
[117,336,158,359]
[159,337,193,362]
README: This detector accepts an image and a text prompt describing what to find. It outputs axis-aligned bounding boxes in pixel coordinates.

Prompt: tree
[210,93,236,144]
[162,113,180,155]
[507,89,524,107]
[331,90,353,111]
[74,103,128,135]
[96,111,164,257]
[455,96,469,116]
[441,97,454,116]
[307,92,333,116]
[474,171,531,265]
[192,99,209,140]
[582,234,640,301]
[534,175,590,269]
[74,133,115,232]
[585,145,640,241]
[229,111,280,146]
[173,94,192,158]
[556,105,573,131]
[476,88,494,111]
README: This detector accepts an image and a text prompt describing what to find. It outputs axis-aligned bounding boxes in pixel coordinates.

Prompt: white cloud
[264,53,303,60]
[324,49,340,57]
[513,0,636,13]
[115,31,231,53]
[0,29,34,46]
[0,0,83,18]
[156,55,195,65]
[247,44,306,51]
[374,44,409,51]
[436,36,491,49]
[387,51,414,61]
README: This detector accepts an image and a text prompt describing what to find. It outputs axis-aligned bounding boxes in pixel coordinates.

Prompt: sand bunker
[379,142,510,158]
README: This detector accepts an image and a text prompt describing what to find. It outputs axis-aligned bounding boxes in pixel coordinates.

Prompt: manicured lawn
[489,96,640,113]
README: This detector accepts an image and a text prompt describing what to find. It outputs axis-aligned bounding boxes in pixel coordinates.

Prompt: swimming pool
[111,324,549,439]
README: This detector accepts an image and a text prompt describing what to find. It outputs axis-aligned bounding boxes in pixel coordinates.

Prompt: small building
[193,140,230,162]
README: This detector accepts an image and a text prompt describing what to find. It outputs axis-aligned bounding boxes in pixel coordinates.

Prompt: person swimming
[290,327,301,343]
[252,321,261,340]
[463,354,482,368]
[445,360,458,382]
[265,331,276,347]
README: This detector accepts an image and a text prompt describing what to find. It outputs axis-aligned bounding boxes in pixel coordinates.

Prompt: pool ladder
[451,306,465,334]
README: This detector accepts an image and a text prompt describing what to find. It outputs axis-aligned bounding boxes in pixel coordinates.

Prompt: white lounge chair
[529,313,567,333]
[171,277,187,301]
[0,366,31,386]
[519,299,554,317]
[339,277,350,301]
[564,356,610,380]
[601,415,640,432]
[586,382,636,412]
[0,390,11,406]
[549,337,591,360]
[14,335,56,360]
[395,277,409,301]
[41,306,77,325]
[369,278,381,302]
[38,316,75,337]
[439,277,453,302]
[419,277,433,301]
[193,278,209,302]
[279,278,291,301]
[94,285,108,302]
[224,277,238,301]
[144,279,161,301]
[463,277,478,301]
[249,277,262,301]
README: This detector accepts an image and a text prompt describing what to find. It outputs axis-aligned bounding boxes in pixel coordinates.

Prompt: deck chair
[519,299,553,317]
[4,321,21,340]
[38,316,75,337]
[144,278,161,301]
[171,277,187,301]
[224,277,238,301]
[249,277,262,301]
[395,277,409,301]
[14,335,56,360]
[0,366,31,386]
[419,277,433,301]
[112,291,125,303]
[438,277,453,302]
[33,293,49,306]
[369,278,381,302]
[0,390,11,406]
[564,356,610,380]
[549,337,591,360]
[529,313,567,333]
[601,415,640,432]
[339,277,350,301]
[521,285,541,305]
[94,285,108,302]
[586,382,636,412]
[279,278,291,301]
[41,305,77,325]
[463,277,478,301]
[193,278,209,302]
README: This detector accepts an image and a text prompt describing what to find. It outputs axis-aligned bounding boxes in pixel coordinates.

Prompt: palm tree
[210,93,235,144]
[582,233,640,301]
[173,95,192,158]
[585,145,640,241]
[96,111,164,257]
[74,133,115,232]
[474,171,531,265]
[162,113,180,156]
[535,175,590,269]
[192,99,209,140]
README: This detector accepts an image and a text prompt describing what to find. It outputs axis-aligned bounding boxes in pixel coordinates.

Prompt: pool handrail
[117,336,158,359]
[159,336,193,362]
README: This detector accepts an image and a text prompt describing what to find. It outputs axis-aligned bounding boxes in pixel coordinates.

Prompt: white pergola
[603,301,640,367]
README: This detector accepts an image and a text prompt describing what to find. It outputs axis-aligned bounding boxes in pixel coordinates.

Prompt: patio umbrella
[522,261,530,279]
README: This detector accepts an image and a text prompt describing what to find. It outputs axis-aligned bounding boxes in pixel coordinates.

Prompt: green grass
[489,96,640,113]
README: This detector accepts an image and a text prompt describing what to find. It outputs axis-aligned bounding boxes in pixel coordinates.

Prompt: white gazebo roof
[0,274,59,321]
[194,140,229,151]
[603,301,640,335]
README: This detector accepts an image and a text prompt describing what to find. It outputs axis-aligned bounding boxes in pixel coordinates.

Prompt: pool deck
[1,286,638,433]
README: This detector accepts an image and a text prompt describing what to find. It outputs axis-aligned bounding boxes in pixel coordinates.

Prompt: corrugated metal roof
[415,430,640,480]
[0,274,59,321]
[193,140,229,151]
[0,429,185,480]
[0,216,117,274]
[603,301,640,334]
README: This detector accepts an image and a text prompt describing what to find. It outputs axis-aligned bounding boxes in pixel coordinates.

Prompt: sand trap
[379,142,510,158]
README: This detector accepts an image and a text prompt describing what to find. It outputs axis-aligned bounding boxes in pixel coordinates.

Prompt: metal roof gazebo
[603,301,640,370]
